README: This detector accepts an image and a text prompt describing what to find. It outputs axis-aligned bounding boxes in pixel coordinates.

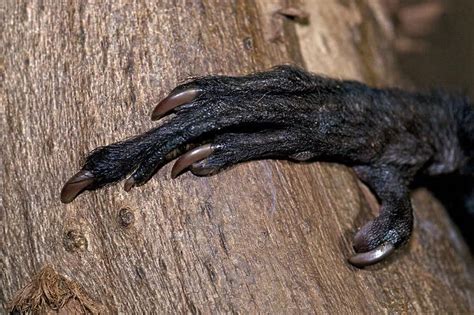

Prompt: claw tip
[151,88,201,121]
[171,144,214,179]
[348,243,395,268]
[123,177,135,192]
[60,170,95,203]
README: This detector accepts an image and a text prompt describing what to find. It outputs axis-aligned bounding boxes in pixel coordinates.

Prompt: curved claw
[171,144,214,179]
[60,170,95,203]
[151,88,201,120]
[348,243,395,268]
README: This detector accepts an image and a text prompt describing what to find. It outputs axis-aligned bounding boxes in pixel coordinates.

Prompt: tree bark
[2,0,473,313]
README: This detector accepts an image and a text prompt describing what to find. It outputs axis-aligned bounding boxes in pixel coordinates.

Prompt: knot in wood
[63,230,87,252]
[118,207,135,228]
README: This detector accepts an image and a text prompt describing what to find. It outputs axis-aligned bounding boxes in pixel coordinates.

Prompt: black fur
[71,66,474,259]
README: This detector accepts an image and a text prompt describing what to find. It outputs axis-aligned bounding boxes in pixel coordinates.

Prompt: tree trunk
[2,0,473,313]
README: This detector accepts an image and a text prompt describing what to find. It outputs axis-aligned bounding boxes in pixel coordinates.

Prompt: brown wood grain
[2,0,473,313]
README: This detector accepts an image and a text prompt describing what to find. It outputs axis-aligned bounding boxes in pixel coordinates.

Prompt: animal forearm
[61,65,473,267]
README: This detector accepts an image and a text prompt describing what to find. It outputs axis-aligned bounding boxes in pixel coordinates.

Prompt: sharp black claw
[60,170,95,203]
[151,88,201,120]
[171,144,214,178]
[348,243,395,268]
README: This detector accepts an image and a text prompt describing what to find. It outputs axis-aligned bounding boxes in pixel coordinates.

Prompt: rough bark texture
[2,0,473,313]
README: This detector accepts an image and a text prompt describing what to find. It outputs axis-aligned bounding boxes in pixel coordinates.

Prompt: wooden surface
[2,0,473,313]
